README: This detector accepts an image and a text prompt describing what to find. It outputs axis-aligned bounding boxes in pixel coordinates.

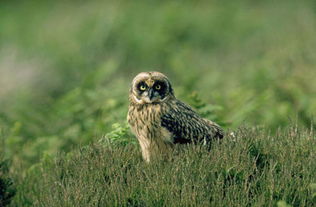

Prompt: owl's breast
[127,103,172,142]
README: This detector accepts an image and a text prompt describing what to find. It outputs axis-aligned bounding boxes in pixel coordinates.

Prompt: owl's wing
[161,100,224,144]
[202,118,224,139]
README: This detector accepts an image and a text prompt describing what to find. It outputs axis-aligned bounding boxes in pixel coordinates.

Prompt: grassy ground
[14,127,316,207]
[0,0,316,206]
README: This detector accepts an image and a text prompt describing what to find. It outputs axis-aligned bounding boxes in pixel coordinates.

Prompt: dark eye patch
[153,81,168,97]
[153,81,165,89]
[137,82,148,93]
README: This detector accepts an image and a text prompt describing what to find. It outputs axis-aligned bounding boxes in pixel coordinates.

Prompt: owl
[127,71,223,162]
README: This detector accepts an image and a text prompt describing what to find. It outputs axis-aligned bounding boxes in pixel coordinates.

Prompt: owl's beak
[148,88,155,100]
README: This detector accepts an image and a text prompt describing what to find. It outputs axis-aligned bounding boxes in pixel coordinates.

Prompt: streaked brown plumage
[127,71,223,162]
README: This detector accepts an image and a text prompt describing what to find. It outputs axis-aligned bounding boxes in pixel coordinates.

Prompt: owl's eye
[155,84,161,90]
[139,84,147,91]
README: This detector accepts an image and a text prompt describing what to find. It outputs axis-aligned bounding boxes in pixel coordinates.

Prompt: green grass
[0,0,316,206]
[0,158,16,207]
[14,127,316,207]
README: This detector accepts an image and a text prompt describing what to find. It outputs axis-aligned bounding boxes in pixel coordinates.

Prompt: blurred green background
[0,0,316,169]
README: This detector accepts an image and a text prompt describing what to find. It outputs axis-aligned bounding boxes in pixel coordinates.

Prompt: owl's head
[129,72,174,104]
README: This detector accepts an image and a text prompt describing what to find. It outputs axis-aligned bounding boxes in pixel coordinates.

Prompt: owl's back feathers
[161,100,224,145]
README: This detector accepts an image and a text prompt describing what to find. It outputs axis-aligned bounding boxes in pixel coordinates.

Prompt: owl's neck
[129,95,175,108]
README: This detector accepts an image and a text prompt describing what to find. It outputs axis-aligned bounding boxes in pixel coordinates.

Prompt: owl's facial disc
[130,72,174,104]
[135,79,169,104]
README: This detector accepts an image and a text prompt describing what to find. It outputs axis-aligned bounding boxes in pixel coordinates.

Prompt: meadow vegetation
[16,127,316,207]
[0,0,315,206]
